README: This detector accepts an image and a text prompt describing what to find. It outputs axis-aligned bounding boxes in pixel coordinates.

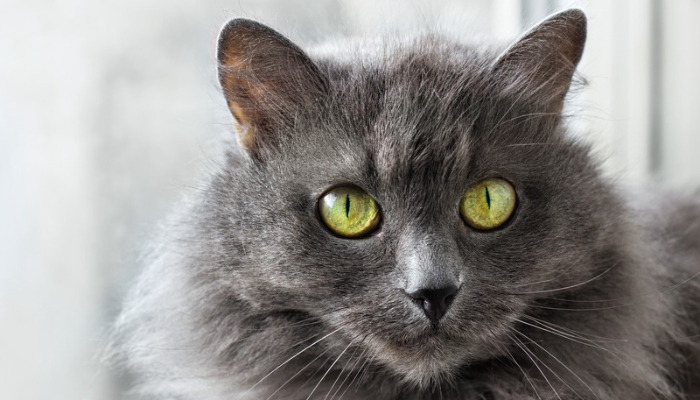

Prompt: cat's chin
[369,331,487,389]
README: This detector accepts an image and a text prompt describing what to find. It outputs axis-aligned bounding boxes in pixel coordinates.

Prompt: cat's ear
[217,19,328,153]
[491,9,586,113]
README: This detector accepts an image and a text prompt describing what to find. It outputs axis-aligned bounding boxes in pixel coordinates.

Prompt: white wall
[660,0,700,186]
[1,1,698,400]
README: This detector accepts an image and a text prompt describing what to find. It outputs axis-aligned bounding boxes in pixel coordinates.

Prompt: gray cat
[113,9,700,400]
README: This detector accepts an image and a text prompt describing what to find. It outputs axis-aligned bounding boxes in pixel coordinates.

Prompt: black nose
[405,285,459,323]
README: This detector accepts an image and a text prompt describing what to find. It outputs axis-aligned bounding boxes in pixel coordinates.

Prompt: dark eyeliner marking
[346,194,351,218]
[485,187,491,209]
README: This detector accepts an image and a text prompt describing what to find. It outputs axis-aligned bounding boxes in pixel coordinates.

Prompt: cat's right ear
[491,9,586,114]
[217,19,328,154]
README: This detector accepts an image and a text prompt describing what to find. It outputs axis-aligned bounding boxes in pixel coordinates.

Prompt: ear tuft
[492,9,587,113]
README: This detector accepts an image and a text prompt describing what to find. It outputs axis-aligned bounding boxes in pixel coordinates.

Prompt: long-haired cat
[113,9,700,400]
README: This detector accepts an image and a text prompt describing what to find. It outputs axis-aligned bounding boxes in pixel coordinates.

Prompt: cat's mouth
[345,320,489,387]
[326,296,511,386]
[368,331,477,386]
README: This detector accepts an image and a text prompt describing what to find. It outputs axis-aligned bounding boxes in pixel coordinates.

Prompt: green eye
[460,178,516,230]
[318,186,381,238]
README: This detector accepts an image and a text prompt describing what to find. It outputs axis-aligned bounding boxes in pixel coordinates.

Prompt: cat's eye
[460,178,516,230]
[318,186,381,238]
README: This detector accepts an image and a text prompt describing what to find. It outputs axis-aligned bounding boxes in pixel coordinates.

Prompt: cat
[113,9,700,400]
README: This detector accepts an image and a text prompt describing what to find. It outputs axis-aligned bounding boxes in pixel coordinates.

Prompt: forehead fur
[261,34,579,197]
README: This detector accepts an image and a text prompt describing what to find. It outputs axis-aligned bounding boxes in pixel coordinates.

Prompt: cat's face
[209,10,612,388]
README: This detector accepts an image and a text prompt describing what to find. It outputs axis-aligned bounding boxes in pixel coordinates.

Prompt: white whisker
[329,345,369,400]
[266,345,335,400]
[305,339,355,400]
[246,327,342,395]
[509,333,563,400]
[510,263,618,295]
[336,357,371,400]
[514,329,600,400]
[515,318,621,359]
[324,343,361,400]
[499,342,542,400]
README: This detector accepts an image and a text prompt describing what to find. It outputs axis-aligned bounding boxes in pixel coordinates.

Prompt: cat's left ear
[492,9,586,113]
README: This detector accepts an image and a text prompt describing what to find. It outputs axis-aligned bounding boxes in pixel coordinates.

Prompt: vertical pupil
[484,187,491,209]
[346,194,351,218]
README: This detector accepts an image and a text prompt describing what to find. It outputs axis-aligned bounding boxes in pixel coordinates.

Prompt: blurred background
[1,0,699,399]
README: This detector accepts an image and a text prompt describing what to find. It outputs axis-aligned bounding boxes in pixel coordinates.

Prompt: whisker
[509,333,563,400]
[336,357,371,400]
[514,329,600,400]
[245,327,342,395]
[266,346,335,400]
[506,276,560,290]
[356,355,373,390]
[527,316,624,342]
[305,339,355,400]
[329,345,369,400]
[498,342,542,400]
[509,263,618,295]
[528,268,700,311]
[514,318,621,359]
[554,268,700,306]
[504,253,591,291]
[323,344,361,400]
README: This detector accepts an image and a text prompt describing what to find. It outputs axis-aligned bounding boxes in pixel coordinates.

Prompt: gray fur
[112,9,700,400]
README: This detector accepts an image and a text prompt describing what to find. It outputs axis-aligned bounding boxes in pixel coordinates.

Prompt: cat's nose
[405,285,459,323]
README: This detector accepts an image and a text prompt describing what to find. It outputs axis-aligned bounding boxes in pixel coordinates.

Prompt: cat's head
[201,9,615,389]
